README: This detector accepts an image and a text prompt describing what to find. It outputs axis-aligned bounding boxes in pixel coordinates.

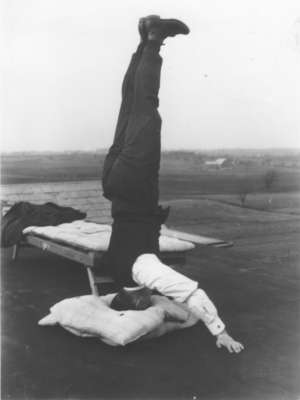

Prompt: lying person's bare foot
[216,330,245,353]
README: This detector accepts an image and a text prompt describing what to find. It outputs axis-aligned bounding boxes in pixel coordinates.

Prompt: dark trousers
[101,42,166,288]
[102,42,162,213]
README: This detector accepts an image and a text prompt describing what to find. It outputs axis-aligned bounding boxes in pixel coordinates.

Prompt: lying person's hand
[216,330,244,353]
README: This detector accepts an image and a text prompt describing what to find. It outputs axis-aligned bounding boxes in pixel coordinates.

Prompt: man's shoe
[138,15,159,42]
[143,15,190,42]
[111,286,152,311]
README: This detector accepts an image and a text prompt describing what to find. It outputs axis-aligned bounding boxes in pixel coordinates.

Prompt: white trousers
[132,254,225,335]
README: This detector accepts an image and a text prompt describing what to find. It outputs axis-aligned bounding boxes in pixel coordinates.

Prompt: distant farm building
[204,158,233,168]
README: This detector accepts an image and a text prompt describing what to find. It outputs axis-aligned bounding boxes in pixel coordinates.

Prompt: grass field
[185,192,300,215]
[2,151,300,195]
[1,152,102,184]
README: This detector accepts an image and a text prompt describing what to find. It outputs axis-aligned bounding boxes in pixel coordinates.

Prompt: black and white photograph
[1,0,300,399]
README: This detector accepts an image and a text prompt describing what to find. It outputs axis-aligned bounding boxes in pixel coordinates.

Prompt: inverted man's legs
[101,39,164,287]
[102,17,190,287]
[102,42,162,214]
[102,43,145,187]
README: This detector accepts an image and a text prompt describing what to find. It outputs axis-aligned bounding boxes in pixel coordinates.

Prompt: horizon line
[2,147,300,155]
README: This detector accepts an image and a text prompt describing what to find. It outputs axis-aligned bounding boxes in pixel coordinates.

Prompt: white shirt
[132,254,225,336]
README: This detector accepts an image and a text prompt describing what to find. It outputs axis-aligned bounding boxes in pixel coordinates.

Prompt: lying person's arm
[186,289,244,353]
[151,295,190,322]
[132,254,245,353]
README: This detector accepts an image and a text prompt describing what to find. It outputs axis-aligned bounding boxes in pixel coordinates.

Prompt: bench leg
[12,244,19,261]
[86,267,99,296]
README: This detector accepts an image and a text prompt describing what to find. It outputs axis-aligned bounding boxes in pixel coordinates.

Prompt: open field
[1,152,103,185]
[1,151,300,221]
[197,192,300,215]
[1,151,300,399]
[2,151,300,217]
[2,151,300,195]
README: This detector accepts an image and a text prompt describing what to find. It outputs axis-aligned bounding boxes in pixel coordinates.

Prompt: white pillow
[39,294,198,346]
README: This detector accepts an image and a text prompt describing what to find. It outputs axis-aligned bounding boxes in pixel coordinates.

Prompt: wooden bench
[1,180,232,294]
[23,233,191,295]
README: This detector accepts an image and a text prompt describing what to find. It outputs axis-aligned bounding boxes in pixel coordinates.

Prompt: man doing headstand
[101,16,244,353]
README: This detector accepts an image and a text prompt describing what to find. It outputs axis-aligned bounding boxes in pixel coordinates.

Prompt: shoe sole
[144,16,190,36]
[164,18,190,34]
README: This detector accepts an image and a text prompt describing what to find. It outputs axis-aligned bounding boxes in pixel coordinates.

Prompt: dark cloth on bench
[1,202,86,247]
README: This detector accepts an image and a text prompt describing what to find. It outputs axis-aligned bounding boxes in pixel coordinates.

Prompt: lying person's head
[110,286,152,311]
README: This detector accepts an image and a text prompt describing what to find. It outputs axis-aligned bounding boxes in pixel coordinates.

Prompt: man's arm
[186,289,245,354]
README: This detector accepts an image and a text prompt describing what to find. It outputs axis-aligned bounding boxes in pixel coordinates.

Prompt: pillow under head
[38,294,198,346]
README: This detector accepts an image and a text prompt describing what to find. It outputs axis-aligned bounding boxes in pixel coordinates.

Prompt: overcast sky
[2,0,300,152]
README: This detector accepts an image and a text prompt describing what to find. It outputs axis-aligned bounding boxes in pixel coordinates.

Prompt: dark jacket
[1,201,86,247]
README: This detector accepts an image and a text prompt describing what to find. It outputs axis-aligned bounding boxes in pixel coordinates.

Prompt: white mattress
[23,220,195,253]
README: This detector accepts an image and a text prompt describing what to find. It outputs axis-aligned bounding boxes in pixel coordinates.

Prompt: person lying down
[110,254,244,354]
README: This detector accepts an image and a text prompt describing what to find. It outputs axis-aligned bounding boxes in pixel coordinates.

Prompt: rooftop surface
[2,198,300,400]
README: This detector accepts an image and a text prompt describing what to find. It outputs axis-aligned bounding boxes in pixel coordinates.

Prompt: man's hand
[216,330,244,353]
